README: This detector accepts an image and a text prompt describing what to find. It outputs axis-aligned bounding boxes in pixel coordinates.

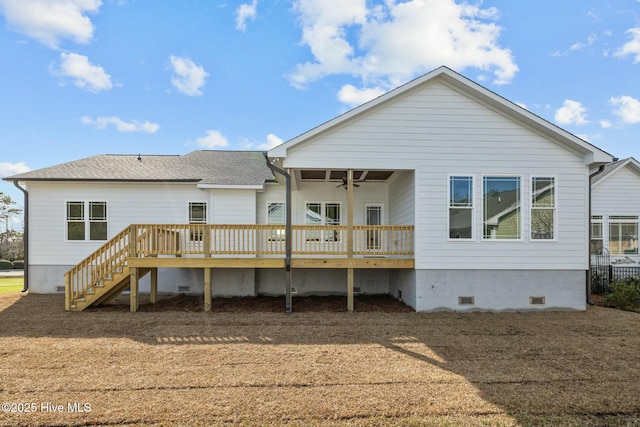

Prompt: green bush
[0,260,13,270]
[604,278,640,311]
[12,260,24,269]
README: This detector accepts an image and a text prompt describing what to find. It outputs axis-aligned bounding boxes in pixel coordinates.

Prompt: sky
[1,0,640,229]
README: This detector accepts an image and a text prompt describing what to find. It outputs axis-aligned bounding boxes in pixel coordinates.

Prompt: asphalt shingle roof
[3,150,276,186]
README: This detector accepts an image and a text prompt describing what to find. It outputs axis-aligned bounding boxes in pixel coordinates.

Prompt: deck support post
[347,169,355,311]
[204,268,212,312]
[64,274,71,311]
[130,267,138,312]
[149,268,157,304]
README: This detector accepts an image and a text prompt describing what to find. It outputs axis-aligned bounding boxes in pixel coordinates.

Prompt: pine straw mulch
[1,292,640,427]
[92,293,415,313]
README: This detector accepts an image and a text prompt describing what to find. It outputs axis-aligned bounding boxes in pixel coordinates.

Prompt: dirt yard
[1,293,639,426]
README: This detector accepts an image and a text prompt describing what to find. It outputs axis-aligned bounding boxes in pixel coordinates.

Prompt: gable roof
[3,150,276,188]
[269,66,613,165]
[591,157,640,187]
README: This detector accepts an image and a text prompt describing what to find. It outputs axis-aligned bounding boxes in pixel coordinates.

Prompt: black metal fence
[591,264,640,294]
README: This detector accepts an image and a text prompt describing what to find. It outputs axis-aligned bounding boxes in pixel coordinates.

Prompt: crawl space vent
[458,296,475,305]
[177,286,191,294]
[530,296,546,305]
[290,286,298,294]
[56,286,65,293]
[353,286,362,294]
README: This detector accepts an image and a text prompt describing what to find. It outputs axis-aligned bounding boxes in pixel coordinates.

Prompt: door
[365,204,383,251]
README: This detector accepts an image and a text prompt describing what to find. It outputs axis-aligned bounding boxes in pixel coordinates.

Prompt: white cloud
[610,95,640,124]
[289,0,518,96]
[169,55,208,96]
[337,84,385,107]
[53,52,112,92]
[196,130,229,148]
[554,100,589,125]
[615,28,640,63]
[0,0,101,49]
[570,34,597,51]
[236,0,258,32]
[600,119,612,129]
[239,133,284,150]
[82,116,159,133]
[0,162,30,178]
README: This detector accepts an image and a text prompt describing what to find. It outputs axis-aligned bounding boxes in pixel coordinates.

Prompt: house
[4,66,613,312]
[591,157,640,263]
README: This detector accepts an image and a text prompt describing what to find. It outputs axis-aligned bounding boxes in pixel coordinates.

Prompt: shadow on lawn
[2,293,640,424]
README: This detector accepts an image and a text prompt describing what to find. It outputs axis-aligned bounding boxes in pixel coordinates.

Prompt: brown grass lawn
[1,293,639,426]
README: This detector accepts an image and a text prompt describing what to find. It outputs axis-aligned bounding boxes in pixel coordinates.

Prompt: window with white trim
[483,176,521,240]
[66,201,107,241]
[609,216,638,255]
[305,202,341,241]
[188,202,207,241]
[449,176,473,239]
[267,202,286,241]
[531,177,555,240]
[591,215,603,253]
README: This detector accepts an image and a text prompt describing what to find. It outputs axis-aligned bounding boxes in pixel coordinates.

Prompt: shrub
[604,278,640,311]
[12,260,24,269]
[0,260,13,270]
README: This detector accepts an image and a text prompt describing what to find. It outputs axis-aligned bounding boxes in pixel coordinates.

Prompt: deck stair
[65,226,150,311]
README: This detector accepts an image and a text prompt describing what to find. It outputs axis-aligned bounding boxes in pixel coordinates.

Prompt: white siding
[388,171,414,225]
[282,81,590,271]
[26,182,261,266]
[211,189,256,224]
[592,166,640,218]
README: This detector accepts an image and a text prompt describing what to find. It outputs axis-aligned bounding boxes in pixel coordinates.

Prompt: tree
[0,193,23,261]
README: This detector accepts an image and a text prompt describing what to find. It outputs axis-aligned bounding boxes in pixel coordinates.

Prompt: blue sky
[1,0,640,227]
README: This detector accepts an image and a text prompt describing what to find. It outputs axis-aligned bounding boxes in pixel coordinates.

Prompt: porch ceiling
[295,169,395,184]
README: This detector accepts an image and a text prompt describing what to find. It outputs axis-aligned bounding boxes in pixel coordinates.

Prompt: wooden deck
[65,224,414,312]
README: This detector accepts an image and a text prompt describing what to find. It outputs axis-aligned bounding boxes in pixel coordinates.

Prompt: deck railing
[133,224,414,257]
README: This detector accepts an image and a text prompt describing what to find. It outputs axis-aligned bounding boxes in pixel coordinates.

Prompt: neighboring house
[591,157,640,263]
[4,66,613,312]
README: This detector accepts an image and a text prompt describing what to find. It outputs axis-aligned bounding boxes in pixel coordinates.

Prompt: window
[483,176,521,240]
[66,201,107,241]
[188,202,207,241]
[267,202,285,224]
[609,216,638,255]
[531,177,555,240]
[591,216,603,253]
[449,176,473,239]
[267,202,286,241]
[305,202,341,241]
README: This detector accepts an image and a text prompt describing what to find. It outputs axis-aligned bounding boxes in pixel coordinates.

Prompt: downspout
[12,181,28,292]
[265,155,292,313]
[587,165,606,306]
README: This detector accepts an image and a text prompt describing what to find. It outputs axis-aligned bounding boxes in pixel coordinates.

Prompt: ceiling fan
[336,176,361,189]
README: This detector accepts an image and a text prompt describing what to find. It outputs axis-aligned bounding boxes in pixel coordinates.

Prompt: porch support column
[130,267,138,312]
[204,268,212,312]
[149,268,158,304]
[347,169,354,312]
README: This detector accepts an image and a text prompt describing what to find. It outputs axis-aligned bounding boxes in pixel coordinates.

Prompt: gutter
[264,155,292,313]
[587,165,606,306]
[12,181,28,292]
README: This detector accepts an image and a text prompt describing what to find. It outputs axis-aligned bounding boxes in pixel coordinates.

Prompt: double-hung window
[449,176,473,239]
[267,202,286,241]
[483,176,521,240]
[531,177,556,240]
[188,202,207,241]
[609,216,638,255]
[305,202,341,241]
[66,201,108,241]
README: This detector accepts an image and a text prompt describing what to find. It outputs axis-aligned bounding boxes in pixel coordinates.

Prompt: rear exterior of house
[5,66,613,312]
